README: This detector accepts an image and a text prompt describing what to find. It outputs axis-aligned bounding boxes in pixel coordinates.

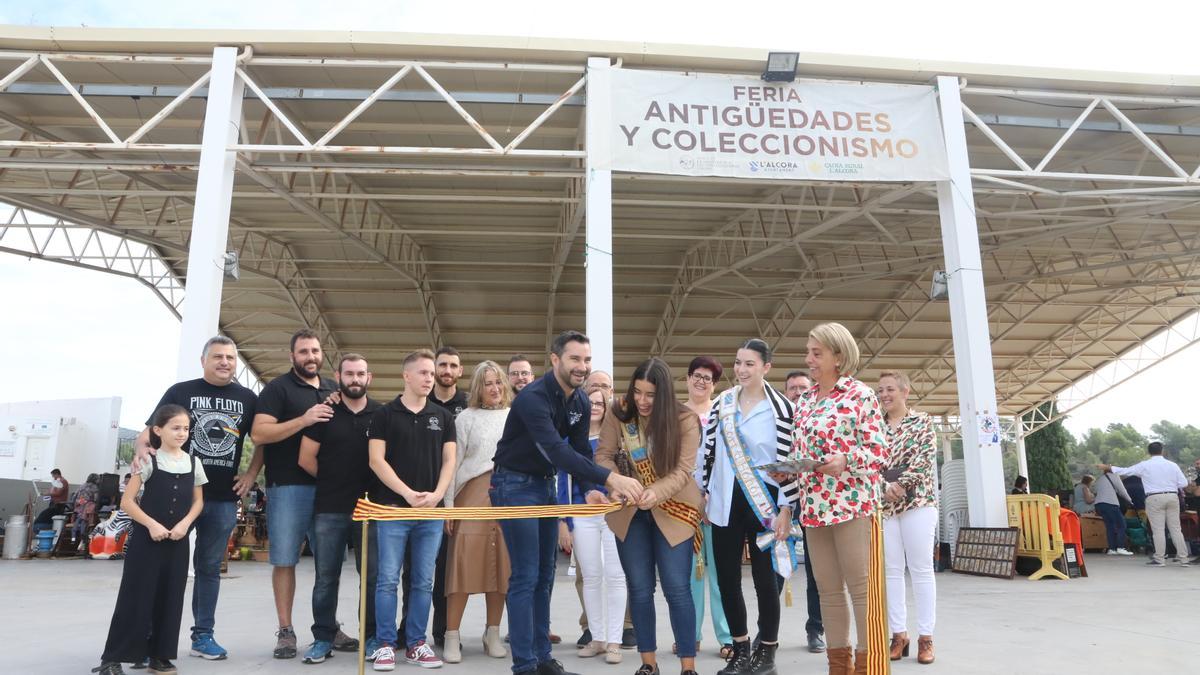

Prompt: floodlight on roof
[761,52,799,82]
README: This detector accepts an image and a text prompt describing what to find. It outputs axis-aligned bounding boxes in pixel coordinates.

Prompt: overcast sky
[0,0,1197,434]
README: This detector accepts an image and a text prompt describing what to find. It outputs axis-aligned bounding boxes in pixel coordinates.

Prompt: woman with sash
[791,323,887,675]
[877,371,937,665]
[683,356,734,661]
[699,339,797,675]
[595,357,703,675]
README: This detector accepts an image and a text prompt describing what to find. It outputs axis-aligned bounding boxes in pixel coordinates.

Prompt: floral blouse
[791,376,888,528]
[882,411,938,518]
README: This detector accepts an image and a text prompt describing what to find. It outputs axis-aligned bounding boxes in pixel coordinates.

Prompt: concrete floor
[1,552,1194,674]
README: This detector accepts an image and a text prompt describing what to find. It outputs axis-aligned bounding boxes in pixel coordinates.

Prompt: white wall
[0,397,122,484]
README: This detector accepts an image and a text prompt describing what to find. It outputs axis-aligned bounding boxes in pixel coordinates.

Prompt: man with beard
[133,335,258,661]
[491,330,644,675]
[780,369,825,654]
[250,329,355,658]
[431,347,468,416]
[298,354,383,663]
[507,355,535,395]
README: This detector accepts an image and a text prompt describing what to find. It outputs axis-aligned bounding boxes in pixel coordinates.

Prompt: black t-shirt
[303,398,382,514]
[149,378,257,502]
[367,396,456,508]
[431,389,468,419]
[257,370,336,487]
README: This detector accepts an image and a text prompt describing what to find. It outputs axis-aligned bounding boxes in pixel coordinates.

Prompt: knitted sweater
[447,406,510,507]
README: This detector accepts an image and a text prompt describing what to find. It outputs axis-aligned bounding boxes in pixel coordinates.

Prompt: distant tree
[1024,402,1073,494]
[1150,419,1200,464]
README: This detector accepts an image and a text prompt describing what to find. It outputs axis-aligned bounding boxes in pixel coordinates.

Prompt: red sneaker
[372,645,395,671]
[406,641,443,669]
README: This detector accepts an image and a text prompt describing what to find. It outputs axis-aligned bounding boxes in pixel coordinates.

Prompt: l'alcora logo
[749,160,799,173]
[428,416,442,432]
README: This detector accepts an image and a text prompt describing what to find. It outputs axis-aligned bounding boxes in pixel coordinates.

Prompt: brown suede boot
[825,646,853,675]
[917,636,935,664]
[854,650,869,675]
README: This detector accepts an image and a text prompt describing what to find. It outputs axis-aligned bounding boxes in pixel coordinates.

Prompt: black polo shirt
[257,369,337,487]
[367,396,455,508]
[302,397,382,514]
[431,389,468,419]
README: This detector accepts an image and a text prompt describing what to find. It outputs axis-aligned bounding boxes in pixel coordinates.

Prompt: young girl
[93,404,207,675]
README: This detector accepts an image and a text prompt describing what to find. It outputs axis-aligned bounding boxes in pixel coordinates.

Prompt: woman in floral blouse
[877,371,937,665]
[791,323,887,675]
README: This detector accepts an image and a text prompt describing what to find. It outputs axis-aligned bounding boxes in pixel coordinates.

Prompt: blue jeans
[190,499,238,639]
[266,485,316,566]
[312,513,378,642]
[1095,502,1127,551]
[375,519,442,649]
[490,468,557,674]
[691,522,731,644]
[616,509,696,658]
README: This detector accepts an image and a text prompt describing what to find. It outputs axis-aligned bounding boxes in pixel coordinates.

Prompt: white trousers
[1145,493,1189,564]
[573,515,627,644]
[883,506,938,636]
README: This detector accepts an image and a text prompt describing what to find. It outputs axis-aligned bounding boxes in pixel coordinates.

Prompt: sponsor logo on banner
[605,69,949,182]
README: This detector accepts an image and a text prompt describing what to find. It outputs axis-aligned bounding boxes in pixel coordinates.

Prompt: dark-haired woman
[596,357,703,675]
[699,339,797,675]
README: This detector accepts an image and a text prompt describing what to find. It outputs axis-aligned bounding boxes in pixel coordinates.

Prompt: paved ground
[2,552,1195,674]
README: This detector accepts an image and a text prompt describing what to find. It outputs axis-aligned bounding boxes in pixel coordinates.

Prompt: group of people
[93,322,942,675]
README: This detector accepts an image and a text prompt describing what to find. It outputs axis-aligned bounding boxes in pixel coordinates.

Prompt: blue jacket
[493,372,610,496]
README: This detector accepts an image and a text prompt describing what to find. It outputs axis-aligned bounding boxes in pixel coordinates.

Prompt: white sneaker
[1115,548,1134,556]
[1105,550,1118,555]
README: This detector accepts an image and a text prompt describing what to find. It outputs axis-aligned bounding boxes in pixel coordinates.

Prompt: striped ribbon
[351,497,622,522]
[865,510,891,674]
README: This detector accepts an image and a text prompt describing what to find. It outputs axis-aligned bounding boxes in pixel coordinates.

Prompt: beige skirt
[445,472,510,595]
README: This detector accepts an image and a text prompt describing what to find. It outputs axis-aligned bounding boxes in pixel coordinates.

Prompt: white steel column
[934,76,1007,527]
[175,47,244,380]
[1015,432,1029,482]
[584,57,614,374]
[941,433,954,464]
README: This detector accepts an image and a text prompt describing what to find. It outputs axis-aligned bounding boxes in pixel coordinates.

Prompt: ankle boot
[747,642,777,675]
[917,636,934,664]
[854,650,868,675]
[443,630,462,663]
[483,626,508,658]
[889,633,910,660]
[717,640,752,675]
[825,647,853,675]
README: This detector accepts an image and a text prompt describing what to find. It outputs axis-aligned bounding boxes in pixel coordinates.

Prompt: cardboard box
[1079,515,1108,551]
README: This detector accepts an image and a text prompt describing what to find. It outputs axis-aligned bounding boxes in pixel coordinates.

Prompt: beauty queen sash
[718,387,798,579]
[620,415,705,579]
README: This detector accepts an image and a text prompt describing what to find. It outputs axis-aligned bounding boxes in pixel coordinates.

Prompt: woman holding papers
[698,339,797,675]
[791,323,888,675]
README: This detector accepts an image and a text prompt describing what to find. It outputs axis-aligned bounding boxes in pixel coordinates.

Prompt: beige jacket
[594,407,703,547]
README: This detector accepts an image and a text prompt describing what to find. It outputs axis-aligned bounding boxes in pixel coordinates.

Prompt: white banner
[605,69,948,182]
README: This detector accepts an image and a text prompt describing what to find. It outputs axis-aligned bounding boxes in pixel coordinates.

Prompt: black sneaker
[536,659,580,675]
[621,628,637,650]
[147,657,176,674]
[576,629,592,649]
[91,663,125,675]
[806,631,827,653]
[747,642,777,675]
[718,641,753,675]
[129,659,147,671]
[634,665,659,675]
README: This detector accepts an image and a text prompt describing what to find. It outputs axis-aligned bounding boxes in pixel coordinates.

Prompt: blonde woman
[876,371,937,665]
[443,361,512,663]
[791,323,887,675]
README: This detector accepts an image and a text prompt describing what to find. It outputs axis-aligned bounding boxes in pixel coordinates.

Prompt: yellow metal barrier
[1006,494,1069,581]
